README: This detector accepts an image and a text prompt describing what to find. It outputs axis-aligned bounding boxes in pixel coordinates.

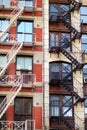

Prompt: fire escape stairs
[0,7,24,119]
[0,42,23,77]
[0,7,24,77]
[67,0,82,10]
[58,46,85,129]
[0,75,23,119]
[0,7,24,39]
[59,16,80,41]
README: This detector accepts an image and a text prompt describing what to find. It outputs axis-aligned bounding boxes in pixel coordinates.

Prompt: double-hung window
[16,56,33,74]
[0,19,9,42]
[18,0,33,8]
[82,34,87,53]
[80,6,87,23]
[83,64,87,83]
[0,0,10,8]
[15,97,33,121]
[0,55,7,69]
[17,21,33,46]
[50,95,60,117]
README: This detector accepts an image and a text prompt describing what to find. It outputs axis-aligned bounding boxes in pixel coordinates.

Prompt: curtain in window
[50,95,60,117]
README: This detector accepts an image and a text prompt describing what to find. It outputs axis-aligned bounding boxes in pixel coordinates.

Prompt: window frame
[17,20,34,45]
[80,6,87,24]
[16,56,33,74]
[49,62,72,83]
[14,97,33,121]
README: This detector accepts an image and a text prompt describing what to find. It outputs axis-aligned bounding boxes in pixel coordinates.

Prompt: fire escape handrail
[0,7,24,39]
[0,75,23,119]
[0,41,23,77]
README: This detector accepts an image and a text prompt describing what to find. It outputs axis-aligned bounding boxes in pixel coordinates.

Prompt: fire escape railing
[49,0,85,129]
[0,74,36,119]
[0,120,35,130]
[0,7,24,39]
[0,41,23,77]
[0,74,36,87]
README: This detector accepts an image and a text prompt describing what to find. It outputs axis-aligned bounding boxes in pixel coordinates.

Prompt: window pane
[15,98,32,115]
[80,7,87,23]
[17,57,24,69]
[18,0,33,7]
[50,95,60,117]
[50,33,59,47]
[82,34,87,52]
[25,57,32,70]
[0,55,7,68]
[63,96,72,117]
[16,56,32,71]
[17,21,33,43]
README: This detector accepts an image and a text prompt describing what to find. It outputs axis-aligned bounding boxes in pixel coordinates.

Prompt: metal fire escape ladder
[67,0,82,9]
[0,7,24,39]
[0,42,23,77]
[0,75,23,119]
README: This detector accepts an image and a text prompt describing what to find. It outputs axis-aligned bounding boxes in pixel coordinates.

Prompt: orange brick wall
[6,105,14,121]
[33,107,42,129]
[33,64,42,82]
[34,28,42,42]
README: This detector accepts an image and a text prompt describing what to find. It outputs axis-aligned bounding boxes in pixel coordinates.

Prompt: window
[82,34,87,53]
[50,95,60,117]
[62,63,71,81]
[63,96,72,117]
[49,33,58,47]
[85,97,87,117]
[16,56,33,74]
[18,0,33,8]
[0,19,9,42]
[80,6,87,23]
[49,62,71,83]
[49,3,70,22]
[15,97,33,121]
[17,21,33,45]
[49,62,60,82]
[83,65,87,83]
[0,55,7,68]
[0,0,10,8]
[50,95,73,117]
[49,32,70,50]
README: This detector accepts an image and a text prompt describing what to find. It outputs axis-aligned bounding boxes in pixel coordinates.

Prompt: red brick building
[0,0,42,129]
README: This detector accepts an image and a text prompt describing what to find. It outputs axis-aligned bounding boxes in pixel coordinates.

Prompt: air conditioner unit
[84,77,87,83]
[23,81,33,88]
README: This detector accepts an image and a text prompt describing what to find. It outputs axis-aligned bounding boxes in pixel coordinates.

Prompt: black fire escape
[49,0,85,129]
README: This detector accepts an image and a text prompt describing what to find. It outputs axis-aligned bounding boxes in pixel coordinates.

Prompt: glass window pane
[82,34,87,52]
[17,57,24,70]
[17,21,33,43]
[0,55,7,68]
[63,96,72,117]
[50,63,59,72]
[50,95,60,117]
[16,56,32,71]
[80,7,87,23]
[25,57,32,70]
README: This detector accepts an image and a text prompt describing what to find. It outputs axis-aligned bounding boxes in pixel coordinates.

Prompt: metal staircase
[0,7,24,39]
[0,75,23,119]
[0,5,24,119]
[67,0,82,10]
[49,0,84,129]
[0,42,23,77]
